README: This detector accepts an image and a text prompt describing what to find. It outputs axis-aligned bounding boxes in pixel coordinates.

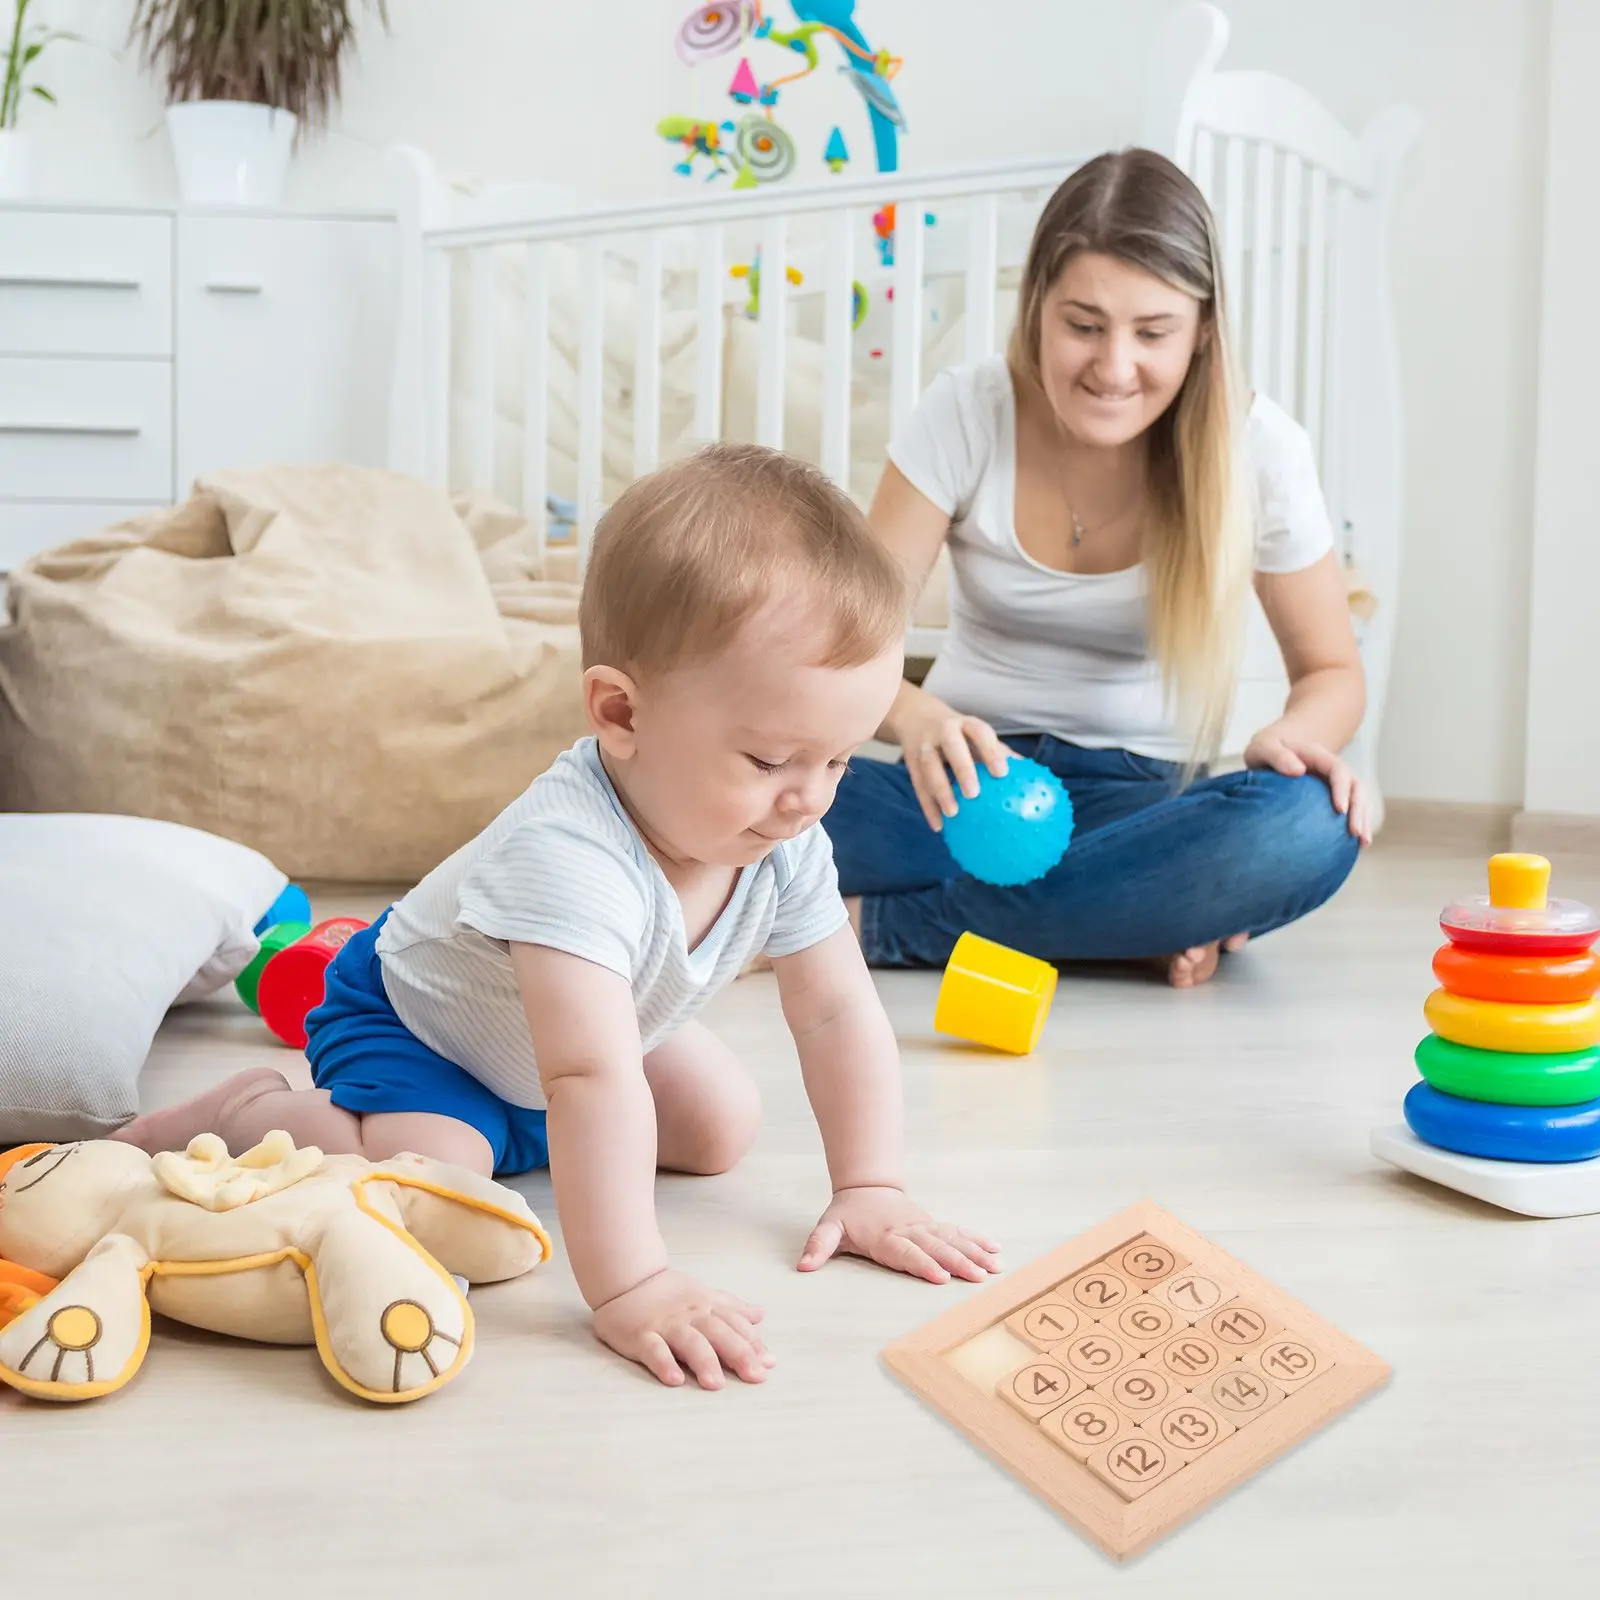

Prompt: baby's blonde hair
[580,443,909,675]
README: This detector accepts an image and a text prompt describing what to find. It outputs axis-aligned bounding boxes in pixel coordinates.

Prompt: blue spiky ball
[940,756,1074,887]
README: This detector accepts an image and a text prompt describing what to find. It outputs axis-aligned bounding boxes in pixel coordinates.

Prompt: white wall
[17,0,1550,809]
[1524,0,1600,821]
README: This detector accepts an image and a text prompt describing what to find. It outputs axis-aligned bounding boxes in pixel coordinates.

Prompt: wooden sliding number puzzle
[882,1202,1389,1561]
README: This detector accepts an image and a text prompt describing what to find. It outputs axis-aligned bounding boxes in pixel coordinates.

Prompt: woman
[824,149,1367,988]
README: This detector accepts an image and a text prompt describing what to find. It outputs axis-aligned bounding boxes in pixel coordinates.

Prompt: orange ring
[1432,944,1600,1005]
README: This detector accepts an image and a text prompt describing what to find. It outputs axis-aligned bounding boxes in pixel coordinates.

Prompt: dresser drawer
[0,357,174,500]
[0,210,174,357]
[0,499,165,572]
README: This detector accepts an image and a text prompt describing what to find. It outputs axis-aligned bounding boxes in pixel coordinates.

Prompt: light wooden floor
[6,841,1599,1596]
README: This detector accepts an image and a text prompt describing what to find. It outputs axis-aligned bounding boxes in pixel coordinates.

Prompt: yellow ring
[1423,988,1600,1054]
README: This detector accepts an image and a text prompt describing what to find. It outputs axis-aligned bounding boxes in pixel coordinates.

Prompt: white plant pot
[166,101,296,208]
[0,130,33,200]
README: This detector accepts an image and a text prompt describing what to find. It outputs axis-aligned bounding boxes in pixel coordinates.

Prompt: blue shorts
[302,910,550,1177]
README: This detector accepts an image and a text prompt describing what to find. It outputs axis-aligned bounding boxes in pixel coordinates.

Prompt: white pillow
[0,813,288,1144]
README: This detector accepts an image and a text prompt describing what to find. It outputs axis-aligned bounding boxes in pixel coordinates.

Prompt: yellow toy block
[934,932,1058,1055]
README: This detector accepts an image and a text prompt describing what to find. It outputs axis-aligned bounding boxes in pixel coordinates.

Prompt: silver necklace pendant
[1070,509,1086,548]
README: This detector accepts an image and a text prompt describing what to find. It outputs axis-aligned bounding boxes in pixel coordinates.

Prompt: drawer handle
[0,275,142,291]
[204,282,264,295]
[0,422,142,437]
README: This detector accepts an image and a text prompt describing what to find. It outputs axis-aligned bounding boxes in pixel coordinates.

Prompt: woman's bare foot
[1166,933,1250,989]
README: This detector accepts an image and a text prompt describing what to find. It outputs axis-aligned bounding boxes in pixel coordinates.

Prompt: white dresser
[0,202,397,572]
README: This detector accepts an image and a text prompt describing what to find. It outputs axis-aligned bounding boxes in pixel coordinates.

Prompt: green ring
[1414,1033,1600,1106]
[234,921,311,1014]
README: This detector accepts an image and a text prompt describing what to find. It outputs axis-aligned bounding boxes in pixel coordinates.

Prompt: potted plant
[129,0,388,208]
[1,0,79,199]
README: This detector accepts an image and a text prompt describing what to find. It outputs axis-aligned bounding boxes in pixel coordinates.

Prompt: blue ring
[1403,1080,1600,1163]
[255,882,312,937]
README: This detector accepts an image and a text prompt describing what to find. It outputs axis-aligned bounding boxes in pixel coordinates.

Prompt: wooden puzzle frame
[881,1201,1389,1561]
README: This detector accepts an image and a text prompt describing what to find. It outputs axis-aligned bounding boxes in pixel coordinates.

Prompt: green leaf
[31,84,55,103]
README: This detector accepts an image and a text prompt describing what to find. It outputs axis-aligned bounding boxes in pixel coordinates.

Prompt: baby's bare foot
[1166,933,1250,989]
[111,1066,290,1154]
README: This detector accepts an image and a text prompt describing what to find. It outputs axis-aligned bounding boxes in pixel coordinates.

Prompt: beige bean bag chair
[0,464,587,882]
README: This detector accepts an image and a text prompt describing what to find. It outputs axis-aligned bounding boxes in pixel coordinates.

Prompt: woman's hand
[1243,724,1372,845]
[888,685,1015,833]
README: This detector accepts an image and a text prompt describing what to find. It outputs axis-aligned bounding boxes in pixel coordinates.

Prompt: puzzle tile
[1064,1263,1136,1315]
[1005,1296,1084,1353]
[1151,1398,1238,1459]
[1153,1329,1226,1386]
[1112,1235,1188,1285]
[1247,1332,1334,1393]
[1201,1301,1275,1354]
[1203,1365,1287,1426]
[1086,1432,1187,1500]
[1057,1327,1141,1383]
[1148,1269,1237,1320]
[1039,1395,1129,1461]
[1104,1364,1176,1422]
[1110,1297,1176,1351]
[997,1359,1086,1422]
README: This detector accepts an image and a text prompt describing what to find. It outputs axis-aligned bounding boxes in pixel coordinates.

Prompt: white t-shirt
[375,737,849,1108]
[891,355,1334,761]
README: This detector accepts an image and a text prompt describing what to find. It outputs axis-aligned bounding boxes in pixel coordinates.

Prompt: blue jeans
[823,735,1360,967]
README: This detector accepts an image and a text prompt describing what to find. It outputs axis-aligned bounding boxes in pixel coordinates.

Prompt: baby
[117,443,998,1388]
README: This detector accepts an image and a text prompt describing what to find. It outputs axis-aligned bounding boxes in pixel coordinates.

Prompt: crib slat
[964,192,998,367]
[469,247,496,494]
[634,230,664,477]
[577,239,606,567]
[1303,165,1330,461]
[422,246,451,487]
[1222,138,1245,343]
[1275,154,1303,415]
[1321,183,1352,550]
[756,215,789,449]
[821,208,855,488]
[1192,127,1218,209]
[695,224,724,442]
[521,242,550,546]
[891,206,927,435]
[1249,142,1275,393]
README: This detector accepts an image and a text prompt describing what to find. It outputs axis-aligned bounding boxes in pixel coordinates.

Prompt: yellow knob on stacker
[1487,853,1550,911]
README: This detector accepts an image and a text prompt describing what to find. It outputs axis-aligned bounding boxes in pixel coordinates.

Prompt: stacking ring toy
[1414,1034,1600,1106]
[1423,989,1600,1054]
[1440,851,1599,957]
[1402,1081,1600,1163]
[1431,944,1600,1006]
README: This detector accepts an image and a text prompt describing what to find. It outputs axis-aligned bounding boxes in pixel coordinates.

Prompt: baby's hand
[592,1268,775,1389]
[798,1186,1000,1284]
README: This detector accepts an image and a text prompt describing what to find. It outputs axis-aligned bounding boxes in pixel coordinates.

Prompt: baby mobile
[658,0,914,325]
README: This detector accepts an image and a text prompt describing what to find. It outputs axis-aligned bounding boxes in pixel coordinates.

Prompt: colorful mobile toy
[661,1,906,188]
[1371,852,1600,1216]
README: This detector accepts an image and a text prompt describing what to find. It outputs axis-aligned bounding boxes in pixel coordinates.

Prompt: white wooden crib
[386,2,1418,814]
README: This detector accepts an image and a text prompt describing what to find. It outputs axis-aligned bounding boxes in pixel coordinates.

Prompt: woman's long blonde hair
[1007,148,1253,763]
